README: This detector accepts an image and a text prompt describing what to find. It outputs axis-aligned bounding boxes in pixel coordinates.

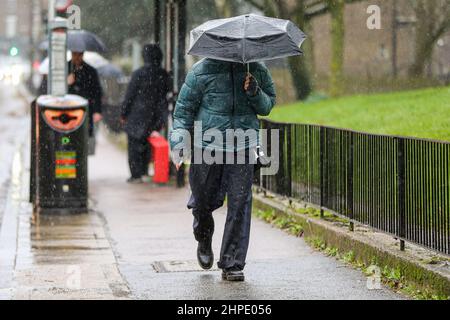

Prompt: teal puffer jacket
[170,58,276,152]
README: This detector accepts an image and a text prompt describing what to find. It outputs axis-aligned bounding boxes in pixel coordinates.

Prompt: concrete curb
[253,192,450,298]
[0,135,28,299]
[0,84,31,299]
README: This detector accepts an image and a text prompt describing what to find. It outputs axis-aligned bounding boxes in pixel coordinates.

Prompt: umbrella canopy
[38,51,114,75]
[39,30,107,53]
[188,14,306,64]
[82,51,109,68]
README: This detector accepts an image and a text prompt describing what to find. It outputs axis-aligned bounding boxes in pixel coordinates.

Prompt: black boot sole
[198,256,214,270]
[221,272,245,282]
[197,248,214,270]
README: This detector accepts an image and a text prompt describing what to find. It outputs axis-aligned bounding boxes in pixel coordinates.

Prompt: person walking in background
[68,51,103,155]
[170,59,276,281]
[121,44,171,184]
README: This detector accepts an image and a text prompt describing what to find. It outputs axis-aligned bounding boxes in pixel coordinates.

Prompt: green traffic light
[9,47,19,57]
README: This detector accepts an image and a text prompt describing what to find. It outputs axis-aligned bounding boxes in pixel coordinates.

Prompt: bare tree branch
[305,2,329,20]
[263,0,278,17]
[305,0,326,10]
[305,0,366,21]
[244,0,265,12]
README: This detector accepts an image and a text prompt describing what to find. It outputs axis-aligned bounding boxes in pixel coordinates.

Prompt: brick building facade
[310,0,449,79]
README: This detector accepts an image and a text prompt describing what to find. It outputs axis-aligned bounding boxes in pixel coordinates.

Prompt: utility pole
[177,0,187,92]
[154,0,161,45]
[28,0,42,91]
[48,0,56,21]
[47,0,69,96]
[391,0,398,78]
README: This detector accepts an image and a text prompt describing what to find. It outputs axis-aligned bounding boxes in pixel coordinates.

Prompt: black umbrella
[188,14,306,64]
[97,64,124,78]
[38,30,107,53]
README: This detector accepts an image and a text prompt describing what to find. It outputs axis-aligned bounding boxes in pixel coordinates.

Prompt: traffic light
[9,46,19,57]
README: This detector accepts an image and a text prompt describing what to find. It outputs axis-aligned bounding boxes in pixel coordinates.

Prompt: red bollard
[148,134,170,184]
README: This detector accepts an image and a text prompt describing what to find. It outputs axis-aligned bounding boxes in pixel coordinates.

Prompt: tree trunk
[409,40,434,77]
[288,55,312,100]
[409,0,428,76]
[244,0,313,100]
[408,0,450,77]
[288,2,312,100]
[215,0,232,17]
[328,0,345,97]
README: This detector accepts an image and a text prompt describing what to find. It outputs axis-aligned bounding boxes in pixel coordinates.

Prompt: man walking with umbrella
[40,30,106,155]
[170,15,305,281]
[67,30,107,155]
[68,51,103,154]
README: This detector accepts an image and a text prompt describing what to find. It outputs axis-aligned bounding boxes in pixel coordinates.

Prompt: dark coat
[121,64,171,139]
[68,60,103,136]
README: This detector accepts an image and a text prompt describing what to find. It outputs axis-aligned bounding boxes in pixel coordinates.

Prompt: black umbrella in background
[67,30,107,53]
[97,64,124,78]
[188,14,306,67]
[38,30,107,53]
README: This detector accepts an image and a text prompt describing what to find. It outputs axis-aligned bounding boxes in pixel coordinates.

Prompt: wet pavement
[0,84,404,300]
[89,134,403,300]
[0,83,28,227]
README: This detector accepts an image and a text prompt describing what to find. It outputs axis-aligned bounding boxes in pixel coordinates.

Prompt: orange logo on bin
[43,109,85,132]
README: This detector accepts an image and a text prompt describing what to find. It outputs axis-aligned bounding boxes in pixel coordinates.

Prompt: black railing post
[320,126,325,218]
[348,132,354,231]
[276,124,284,195]
[397,138,406,251]
[286,124,292,197]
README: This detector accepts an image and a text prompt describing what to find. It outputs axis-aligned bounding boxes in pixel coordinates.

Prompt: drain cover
[153,260,219,273]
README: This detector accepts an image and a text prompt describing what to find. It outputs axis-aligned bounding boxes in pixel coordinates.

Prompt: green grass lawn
[268,86,450,142]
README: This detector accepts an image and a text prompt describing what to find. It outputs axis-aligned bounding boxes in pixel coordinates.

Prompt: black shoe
[127,177,143,184]
[197,239,214,270]
[221,269,245,282]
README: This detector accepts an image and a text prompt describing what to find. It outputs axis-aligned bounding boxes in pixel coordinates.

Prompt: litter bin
[34,94,89,214]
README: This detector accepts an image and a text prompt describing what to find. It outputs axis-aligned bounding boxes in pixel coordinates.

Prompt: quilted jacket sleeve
[247,64,276,116]
[169,70,203,150]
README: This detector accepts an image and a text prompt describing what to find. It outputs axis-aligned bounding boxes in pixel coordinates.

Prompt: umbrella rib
[252,15,289,33]
[243,15,247,64]
[197,17,239,34]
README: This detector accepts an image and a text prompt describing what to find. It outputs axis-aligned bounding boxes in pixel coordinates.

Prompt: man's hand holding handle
[244,74,259,97]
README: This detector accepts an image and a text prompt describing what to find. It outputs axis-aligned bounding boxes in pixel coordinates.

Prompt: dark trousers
[127,135,150,178]
[187,154,254,271]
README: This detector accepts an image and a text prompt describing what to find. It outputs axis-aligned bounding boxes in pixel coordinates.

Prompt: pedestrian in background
[170,59,276,281]
[68,51,104,155]
[121,44,171,184]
